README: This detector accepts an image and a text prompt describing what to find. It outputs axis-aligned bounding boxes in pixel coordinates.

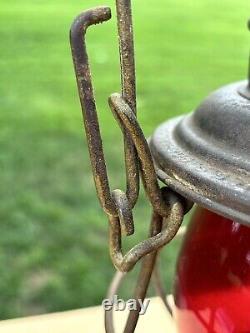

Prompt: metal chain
[70,4,193,333]
[106,189,187,333]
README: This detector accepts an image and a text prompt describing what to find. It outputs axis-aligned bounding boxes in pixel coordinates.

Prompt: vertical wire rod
[122,190,184,333]
[115,0,139,207]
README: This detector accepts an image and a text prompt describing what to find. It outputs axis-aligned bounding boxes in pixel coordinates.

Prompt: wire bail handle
[70,3,193,333]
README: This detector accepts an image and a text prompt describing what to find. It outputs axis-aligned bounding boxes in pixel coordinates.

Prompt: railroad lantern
[149,65,250,331]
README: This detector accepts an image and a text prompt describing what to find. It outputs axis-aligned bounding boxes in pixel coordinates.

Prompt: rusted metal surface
[70,7,115,216]
[122,190,185,333]
[108,187,185,273]
[70,2,192,333]
[109,94,170,218]
[70,3,250,331]
[115,0,140,208]
[106,190,184,333]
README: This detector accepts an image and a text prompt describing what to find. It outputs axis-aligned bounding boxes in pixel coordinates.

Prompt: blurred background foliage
[0,0,249,320]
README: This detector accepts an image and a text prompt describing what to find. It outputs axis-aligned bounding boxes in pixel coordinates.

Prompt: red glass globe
[174,207,250,333]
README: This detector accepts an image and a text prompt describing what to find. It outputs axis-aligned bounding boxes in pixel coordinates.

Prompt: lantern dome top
[150,80,250,225]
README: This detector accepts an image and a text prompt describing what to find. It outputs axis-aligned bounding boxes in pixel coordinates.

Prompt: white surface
[0,297,176,333]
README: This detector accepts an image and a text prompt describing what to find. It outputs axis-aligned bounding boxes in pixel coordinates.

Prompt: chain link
[70,4,193,333]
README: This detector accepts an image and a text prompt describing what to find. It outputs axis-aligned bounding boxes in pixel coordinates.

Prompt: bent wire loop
[70,3,193,333]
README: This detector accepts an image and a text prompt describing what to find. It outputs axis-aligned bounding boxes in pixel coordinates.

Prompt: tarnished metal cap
[149,80,250,225]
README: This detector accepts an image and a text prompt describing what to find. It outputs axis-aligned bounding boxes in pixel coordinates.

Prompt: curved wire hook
[109,93,171,218]
[70,6,139,219]
[70,7,116,216]
[105,189,186,333]
[109,188,185,272]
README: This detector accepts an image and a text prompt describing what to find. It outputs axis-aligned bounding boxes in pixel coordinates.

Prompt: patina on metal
[106,189,185,333]
[150,21,250,226]
[70,2,192,333]
[70,7,115,217]
[115,0,140,209]
[150,81,250,225]
[70,1,249,332]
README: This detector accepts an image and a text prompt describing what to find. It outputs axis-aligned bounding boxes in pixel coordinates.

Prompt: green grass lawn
[0,0,249,319]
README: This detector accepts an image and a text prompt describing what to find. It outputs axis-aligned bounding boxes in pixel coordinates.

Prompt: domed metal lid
[150,80,250,225]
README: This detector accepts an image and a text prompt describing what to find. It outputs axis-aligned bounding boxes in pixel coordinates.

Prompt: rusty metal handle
[70,7,116,216]
[70,6,140,242]
[70,4,193,333]
[70,6,140,225]
[109,188,185,272]
[109,94,170,218]
[106,189,186,333]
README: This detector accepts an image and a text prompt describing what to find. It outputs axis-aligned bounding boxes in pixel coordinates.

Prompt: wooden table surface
[0,297,176,333]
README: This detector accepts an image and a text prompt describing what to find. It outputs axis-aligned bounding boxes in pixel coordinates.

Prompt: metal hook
[70,7,138,237]
[70,7,116,216]
[70,5,139,222]
[105,189,186,333]
[70,6,195,333]
[109,93,171,218]
[109,188,184,273]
